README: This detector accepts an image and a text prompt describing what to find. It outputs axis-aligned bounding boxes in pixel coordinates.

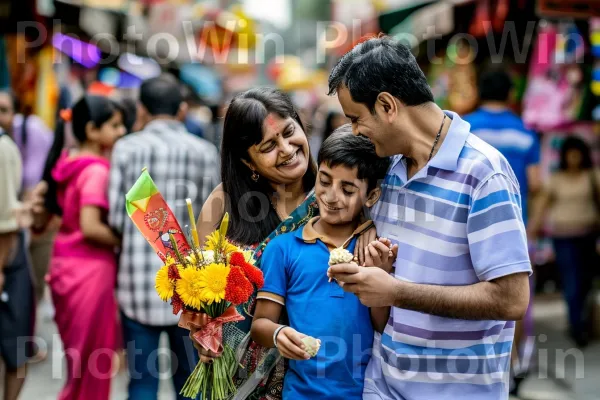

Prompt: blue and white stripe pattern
[364,112,532,400]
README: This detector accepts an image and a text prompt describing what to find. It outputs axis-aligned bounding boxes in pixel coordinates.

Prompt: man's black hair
[328,36,434,111]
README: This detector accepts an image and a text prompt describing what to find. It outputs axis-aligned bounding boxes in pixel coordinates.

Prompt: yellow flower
[198,263,230,304]
[176,267,206,310]
[155,265,174,302]
[164,255,176,266]
[204,231,239,256]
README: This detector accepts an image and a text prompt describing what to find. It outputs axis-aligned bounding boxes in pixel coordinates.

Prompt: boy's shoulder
[264,229,304,252]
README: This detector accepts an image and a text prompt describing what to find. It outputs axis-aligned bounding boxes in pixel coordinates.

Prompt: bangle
[273,325,287,348]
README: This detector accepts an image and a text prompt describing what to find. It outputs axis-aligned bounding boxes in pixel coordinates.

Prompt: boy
[251,125,395,399]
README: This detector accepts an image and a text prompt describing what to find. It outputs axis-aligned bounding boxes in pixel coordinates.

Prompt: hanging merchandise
[522,21,586,131]
[98,68,143,89]
[34,46,59,130]
[590,18,600,120]
[268,56,327,92]
[117,53,161,81]
[446,41,478,115]
[469,0,509,37]
[52,33,102,69]
[179,63,223,106]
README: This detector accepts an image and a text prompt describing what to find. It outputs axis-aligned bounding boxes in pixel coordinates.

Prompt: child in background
[251,125,396,399]
[44,95,125,400]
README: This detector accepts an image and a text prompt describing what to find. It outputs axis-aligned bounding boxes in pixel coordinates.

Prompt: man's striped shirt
[364,112,532,400]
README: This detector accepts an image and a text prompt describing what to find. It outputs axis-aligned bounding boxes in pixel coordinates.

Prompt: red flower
[225,266,254,305]
[239,262,264,289]
[171,292,184,315]
[229,252,246,267]
[168,264,180,280]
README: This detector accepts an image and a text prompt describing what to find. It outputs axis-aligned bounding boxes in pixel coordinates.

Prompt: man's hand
[355,225,377,265]
[276,327,310,360]
[364,237,398,273]
[30,181,48,215]
[328,263,398,308]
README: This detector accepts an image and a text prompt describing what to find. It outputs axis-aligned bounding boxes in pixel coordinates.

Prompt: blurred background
[0,0,599,399]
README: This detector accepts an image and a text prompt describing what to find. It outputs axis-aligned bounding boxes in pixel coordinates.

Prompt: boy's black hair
[318,124,390,192]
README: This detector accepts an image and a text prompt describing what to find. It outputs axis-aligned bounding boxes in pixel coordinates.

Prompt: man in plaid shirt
[109,77,219,399]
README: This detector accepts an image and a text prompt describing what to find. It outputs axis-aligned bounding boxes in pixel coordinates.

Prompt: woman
[43,96,125,399]
[530,136,600,347]
[195,87,374,399]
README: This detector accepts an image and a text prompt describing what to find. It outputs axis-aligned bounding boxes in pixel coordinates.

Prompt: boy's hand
[276,327,310,360]
[364,238,398,274]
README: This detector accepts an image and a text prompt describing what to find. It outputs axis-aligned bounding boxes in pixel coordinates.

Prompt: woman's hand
[189,326,222,363]
[276,327,310,360]
[364,238,398,273]
[355,225,377,265]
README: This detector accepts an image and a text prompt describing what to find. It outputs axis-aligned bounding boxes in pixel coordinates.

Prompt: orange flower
[225,266,254,305]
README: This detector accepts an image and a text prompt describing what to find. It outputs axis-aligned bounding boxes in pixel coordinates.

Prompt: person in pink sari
[43,95,125,400]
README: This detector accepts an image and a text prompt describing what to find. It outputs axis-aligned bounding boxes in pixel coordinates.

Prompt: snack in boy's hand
[301,336,321,357]
[328,247,354,266]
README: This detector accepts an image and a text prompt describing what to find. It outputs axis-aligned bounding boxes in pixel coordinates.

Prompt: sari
[226,191,319,400]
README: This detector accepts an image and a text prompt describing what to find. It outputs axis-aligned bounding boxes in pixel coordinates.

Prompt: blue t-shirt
[259,229,374,400]
[464,108,540,224]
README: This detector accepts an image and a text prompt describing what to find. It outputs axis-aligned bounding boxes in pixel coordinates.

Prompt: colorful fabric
[227,192,318,400]
[464,108,540,225]
[364,112,532,400]
[258,225,373,399]
[50,151,114,264]
[48,152,118,399]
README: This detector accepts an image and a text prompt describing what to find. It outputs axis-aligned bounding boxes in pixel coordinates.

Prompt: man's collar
[388,111,469,174]
[427,111,470,172]
[144,118,187,133]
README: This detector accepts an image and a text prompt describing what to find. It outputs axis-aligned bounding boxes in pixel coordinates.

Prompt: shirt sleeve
[258,239,288,299]
[78,163,109,209]
[525,131,541,166]
[467,173,532,282]
[108,143,127,235]
[23,116,53,189]
[0,138,22,233]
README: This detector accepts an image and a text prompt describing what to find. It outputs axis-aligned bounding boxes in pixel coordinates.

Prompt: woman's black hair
[559,136,593,171]
[220,87,317,246]
[42,95,121,215]
[116,98,138,134]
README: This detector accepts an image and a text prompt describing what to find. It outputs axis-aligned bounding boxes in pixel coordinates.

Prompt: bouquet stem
[180,344,237,400]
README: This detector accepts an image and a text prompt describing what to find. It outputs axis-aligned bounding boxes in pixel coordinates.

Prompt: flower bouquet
[126,169,264,400]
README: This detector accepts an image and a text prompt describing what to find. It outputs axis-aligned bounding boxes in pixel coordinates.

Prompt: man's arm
[329,265,530,321]
[108,143,127,236]
[392,272,530,320]
[526,165,541,196]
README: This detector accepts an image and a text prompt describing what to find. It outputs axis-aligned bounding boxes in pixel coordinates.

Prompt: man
[0,90,53,304]
[464,69,541,395]
[0,128,34,400]
[108,77,220,399]
[327,37,531,399]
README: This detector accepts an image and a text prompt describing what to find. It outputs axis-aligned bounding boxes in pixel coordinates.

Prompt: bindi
[265,114,277,128]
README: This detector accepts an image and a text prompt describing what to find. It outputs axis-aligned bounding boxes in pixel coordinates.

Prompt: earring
[251,170,259,182]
